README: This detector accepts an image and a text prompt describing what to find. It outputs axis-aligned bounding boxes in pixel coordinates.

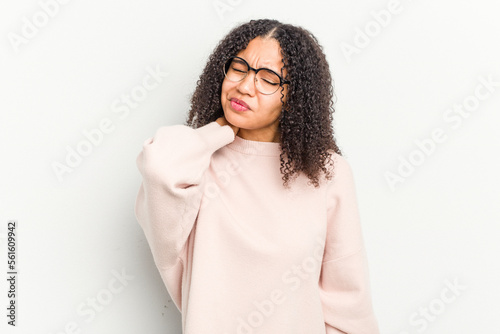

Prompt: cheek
[266,93,285,114]
[221,79,228,97]
[221,79,233,101]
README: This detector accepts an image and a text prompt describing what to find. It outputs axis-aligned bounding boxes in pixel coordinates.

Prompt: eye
[262,79,278,85]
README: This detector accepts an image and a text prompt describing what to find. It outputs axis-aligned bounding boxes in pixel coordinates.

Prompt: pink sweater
[134,121,380,334]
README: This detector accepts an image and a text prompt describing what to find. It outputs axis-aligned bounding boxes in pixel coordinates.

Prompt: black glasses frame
[223,56,290,95]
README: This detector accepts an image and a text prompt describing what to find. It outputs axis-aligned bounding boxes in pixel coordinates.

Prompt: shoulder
[326,150,354,179]
[324,150,356,191]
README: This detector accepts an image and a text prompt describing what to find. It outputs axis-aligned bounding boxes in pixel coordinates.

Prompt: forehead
[235,37,285,73]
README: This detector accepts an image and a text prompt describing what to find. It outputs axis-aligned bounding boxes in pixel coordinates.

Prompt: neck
[236,128,281,143]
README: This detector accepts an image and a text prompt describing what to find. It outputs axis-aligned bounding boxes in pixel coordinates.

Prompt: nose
[236,69,257,96]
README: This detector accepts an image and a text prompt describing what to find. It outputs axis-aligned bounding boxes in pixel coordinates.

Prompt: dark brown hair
[185,19,342,189]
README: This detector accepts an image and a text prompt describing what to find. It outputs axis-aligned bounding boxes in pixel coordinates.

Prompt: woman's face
[221,36,288,142]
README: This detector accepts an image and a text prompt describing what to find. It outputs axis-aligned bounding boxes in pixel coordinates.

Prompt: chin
[224,109,245,128]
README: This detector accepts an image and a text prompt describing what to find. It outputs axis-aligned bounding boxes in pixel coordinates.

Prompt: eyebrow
[237,57,282,74]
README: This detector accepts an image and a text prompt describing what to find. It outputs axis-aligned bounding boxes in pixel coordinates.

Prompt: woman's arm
[320,153,380,334]
[134,120,235,309]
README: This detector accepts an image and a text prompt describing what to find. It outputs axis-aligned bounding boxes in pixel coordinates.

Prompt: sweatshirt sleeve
[134,121,235,310]
[320,153,380,334]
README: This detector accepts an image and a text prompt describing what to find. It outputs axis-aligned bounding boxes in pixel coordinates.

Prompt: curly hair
[185,19,342,189]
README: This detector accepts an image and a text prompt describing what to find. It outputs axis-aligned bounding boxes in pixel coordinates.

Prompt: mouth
[230,98,250,112]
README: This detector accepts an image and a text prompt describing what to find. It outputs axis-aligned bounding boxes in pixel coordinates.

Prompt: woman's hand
[216,116,240,137]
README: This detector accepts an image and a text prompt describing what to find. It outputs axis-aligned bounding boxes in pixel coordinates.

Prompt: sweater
[134,121,380,334]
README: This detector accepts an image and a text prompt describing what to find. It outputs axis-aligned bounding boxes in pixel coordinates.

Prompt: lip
[230,98,251,111]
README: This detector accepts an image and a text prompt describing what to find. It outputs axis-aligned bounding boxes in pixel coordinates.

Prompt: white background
[1,0,499,333]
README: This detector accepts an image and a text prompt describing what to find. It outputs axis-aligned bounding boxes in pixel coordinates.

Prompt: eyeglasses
[223,56,290,95]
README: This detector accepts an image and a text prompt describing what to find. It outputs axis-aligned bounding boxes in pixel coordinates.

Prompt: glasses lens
[224,58,247,82]
[256,70,281,95]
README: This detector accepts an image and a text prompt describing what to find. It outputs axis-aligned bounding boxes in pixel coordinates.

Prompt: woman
[135,19,380,333]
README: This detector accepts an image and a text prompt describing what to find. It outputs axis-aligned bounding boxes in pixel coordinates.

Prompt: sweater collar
[226,133,281,157]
